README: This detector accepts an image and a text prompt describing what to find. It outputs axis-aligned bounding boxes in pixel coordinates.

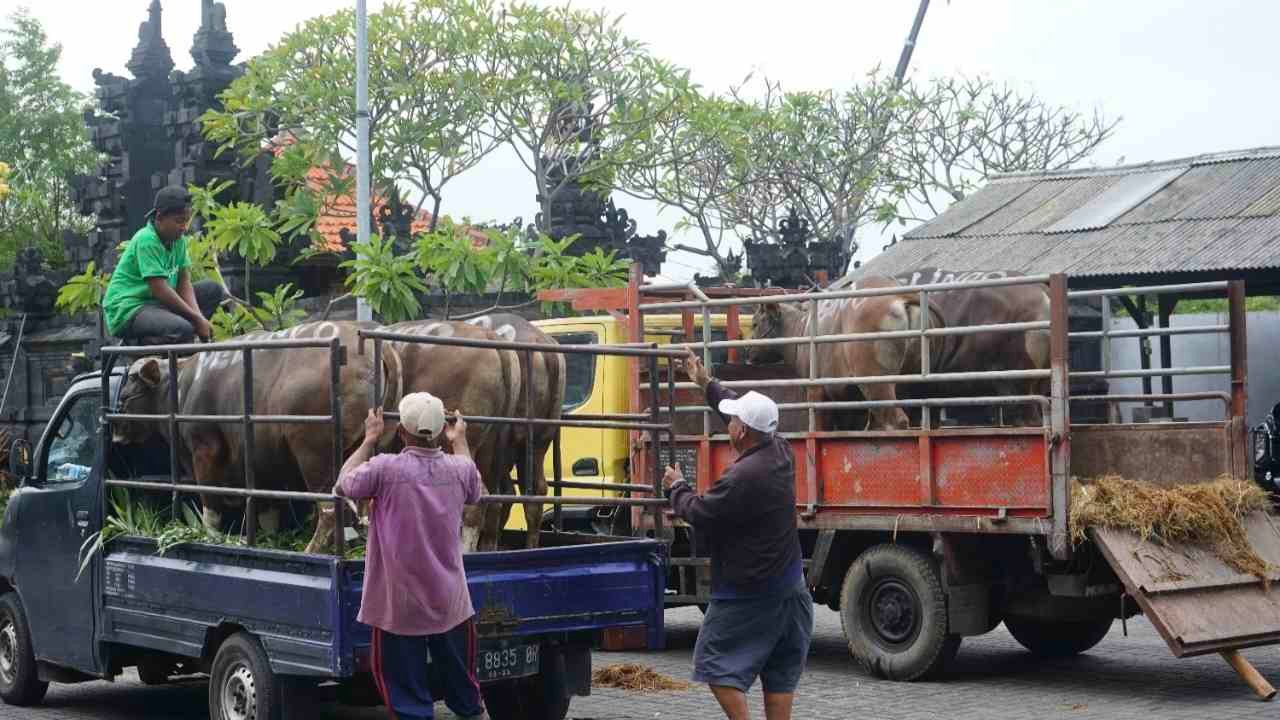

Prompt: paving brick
[4,607,1278,719]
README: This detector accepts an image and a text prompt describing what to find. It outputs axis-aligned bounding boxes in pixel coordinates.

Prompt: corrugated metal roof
[856,145,1280,281]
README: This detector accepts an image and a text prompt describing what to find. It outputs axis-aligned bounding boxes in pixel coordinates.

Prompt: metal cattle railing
[100,336,351,556]
[1065,280,1242,423]
[357,328,685,537]
[633,273,1073,554]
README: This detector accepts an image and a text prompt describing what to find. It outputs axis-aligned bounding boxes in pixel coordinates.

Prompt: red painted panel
[816,437,922,507]
[932,436,1048,508]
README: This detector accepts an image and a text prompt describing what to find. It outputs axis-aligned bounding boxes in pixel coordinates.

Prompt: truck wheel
[482,678,571,720]
[208,632,279,720]
[839,544,960,681]
[1005,615,1113,658]
[0,593,47,706]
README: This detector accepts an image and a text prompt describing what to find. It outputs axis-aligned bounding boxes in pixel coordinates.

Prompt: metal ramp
[1091,512,1280,658]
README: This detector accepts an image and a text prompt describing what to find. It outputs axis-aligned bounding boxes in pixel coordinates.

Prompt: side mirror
[8,438,31,480]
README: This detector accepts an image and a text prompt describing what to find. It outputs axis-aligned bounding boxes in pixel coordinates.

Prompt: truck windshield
[45,393,100,483]
[554,332,598,412]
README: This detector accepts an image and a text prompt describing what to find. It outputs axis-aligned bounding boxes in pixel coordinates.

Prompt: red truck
[545,270,1280,697]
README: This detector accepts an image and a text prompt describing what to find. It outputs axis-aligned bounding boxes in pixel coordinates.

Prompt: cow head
[747,304,785,365]
[112,357,170,445]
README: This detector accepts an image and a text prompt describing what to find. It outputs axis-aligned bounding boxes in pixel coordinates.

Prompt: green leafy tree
[202,0,504,246]
[0,9,97,268]
[339,234,428,324]
[481,3,690,233]
[54,261,109,316]
[251,282,306,331]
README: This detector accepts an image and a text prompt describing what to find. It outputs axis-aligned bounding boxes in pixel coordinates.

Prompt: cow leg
[521,450,547,550]
[808,386,830,432]
[202,506,223,534]
[860,382,910,430]
[258,505,282,535]
[461,505,483,553]
[307,506,336,555]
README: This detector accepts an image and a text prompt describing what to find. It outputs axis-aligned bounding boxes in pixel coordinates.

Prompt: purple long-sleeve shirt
[340,446,483,636]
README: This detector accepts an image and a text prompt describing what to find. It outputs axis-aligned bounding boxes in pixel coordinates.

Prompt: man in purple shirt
[336,392,488,720]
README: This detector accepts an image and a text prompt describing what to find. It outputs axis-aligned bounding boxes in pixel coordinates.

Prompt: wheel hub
[0,620,16,686]
[220,663,257,720]
[868,579,920,646]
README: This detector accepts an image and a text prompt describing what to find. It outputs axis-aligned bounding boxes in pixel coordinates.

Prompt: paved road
[6,607,1279,719]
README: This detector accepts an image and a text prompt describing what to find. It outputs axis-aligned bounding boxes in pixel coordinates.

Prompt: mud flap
[1090,512,1280,657]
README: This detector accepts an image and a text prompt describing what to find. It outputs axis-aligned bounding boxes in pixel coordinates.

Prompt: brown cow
[749,274,1050,430]
[466,313,566,549]
[384,320,522,551]
[112,321,403,553]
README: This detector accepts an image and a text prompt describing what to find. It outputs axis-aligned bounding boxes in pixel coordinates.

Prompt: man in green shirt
[102,186,226,344]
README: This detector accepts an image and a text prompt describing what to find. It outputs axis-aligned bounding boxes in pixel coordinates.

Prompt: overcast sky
[10,0,1280,281]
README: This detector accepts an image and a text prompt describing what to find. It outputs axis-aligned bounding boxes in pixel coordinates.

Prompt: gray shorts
[692,583,814,693]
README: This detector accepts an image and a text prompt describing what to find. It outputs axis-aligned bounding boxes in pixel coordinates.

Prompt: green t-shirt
[102,222,191,336]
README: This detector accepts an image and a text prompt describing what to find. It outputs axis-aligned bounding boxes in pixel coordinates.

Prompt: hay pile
[1071,475,1275,581]
[592,664,690,693]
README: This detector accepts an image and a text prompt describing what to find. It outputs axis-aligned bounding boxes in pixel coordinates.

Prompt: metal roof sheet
[1000,176,1119,234]
[1112,162,1250,225]
[961,181,1075,237]
[903,180,1037,239]
[1044,168,1186,233]
[1175,157,1280,219]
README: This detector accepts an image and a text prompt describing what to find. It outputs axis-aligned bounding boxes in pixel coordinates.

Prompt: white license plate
[477,642,540,682]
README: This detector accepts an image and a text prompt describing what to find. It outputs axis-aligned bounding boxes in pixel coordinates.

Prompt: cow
[748,270,1050,430]
[466,314,566,549]
[111,321,403,553]
[383,320,522,551]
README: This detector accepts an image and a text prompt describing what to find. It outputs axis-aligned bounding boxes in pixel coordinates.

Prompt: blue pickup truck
[0,369,666,720]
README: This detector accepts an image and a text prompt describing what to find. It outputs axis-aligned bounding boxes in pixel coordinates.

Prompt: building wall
[1105,311,1277,427]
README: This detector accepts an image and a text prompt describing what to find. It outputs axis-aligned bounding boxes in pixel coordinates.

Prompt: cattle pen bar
[358,328,687,535]
[632,272,1071,554]
[100,336,349,554]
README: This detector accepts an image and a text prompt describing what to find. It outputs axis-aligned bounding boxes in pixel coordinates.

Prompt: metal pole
[523,349,535,525]
[552,429,563,533]
[701,306,712,437]
[331,339,346,557]
[0,313,27,419]
[355,0,373,323]
[167,351,180,516]
[648,353,664,541]
[242,348,257,546]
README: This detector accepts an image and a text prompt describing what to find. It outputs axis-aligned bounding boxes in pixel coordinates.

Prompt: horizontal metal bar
[1070,392,1231,407]
[671,395,1051,412]
[1069,324,1229,340]
[546,480,654,493]
[360,329,684,358]
[640,274,1054,311]
[107,412,333,425]
[671,368,1051,391]
[477,494,668,507]
[104,337,335,355]
[1067,281,1229,299]
[1069,365,1230,380]
[666,320,1051,352]
[379,411,671,432]
[641,282,695,293]
[106,479,338,503]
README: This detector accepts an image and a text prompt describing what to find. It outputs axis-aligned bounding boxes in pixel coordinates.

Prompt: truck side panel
[101,538,343,677]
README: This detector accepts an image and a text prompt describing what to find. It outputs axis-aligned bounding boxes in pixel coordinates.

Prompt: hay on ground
[592,663,690,693]
[1070,475,1274,581]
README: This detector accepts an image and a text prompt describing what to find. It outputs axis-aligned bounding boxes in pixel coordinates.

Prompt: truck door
[550,328,608,501]
[15,388,102,674]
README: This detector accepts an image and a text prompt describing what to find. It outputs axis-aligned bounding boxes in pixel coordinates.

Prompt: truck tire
[0,593,47,706]
[839,544,960,681]
[482,678,571,720]
[1004,615,1113,658]
[208,632,280,720]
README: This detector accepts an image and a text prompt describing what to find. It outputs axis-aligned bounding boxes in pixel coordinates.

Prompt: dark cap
[144,185,193,220]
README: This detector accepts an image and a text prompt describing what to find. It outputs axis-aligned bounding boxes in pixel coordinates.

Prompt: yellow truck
[503,312,751,533]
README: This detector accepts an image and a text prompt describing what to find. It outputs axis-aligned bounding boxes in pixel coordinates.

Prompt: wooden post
[1222,649,1276,701]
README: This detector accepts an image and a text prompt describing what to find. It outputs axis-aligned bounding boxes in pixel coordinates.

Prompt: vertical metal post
[648,352,664,541]
[355,0,372,324]
[701,306,712,437]
[1101,296,1115,423]
[551,429,563,533]
[1228,280,1249,482]
[523,349,535,523]
[371,338,383,412]
[1158,294,1177,418]
[1047,274,1072,562]
[242,348,257,547]
[808,300,818,433]
[330,339,346,558]
[725,305,740,364]
[667,351,677,481]
[805,299,819,516]
[167,351,180,515]
[920,290,931,427]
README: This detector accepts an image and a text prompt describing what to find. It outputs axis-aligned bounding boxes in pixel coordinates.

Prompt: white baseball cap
[717,391,779,434]
[399,392,446,439]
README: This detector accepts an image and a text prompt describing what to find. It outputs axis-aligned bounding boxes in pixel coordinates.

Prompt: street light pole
[355,0,373,322]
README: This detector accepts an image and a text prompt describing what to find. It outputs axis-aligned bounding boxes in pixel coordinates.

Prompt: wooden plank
[1091,512,1280,657]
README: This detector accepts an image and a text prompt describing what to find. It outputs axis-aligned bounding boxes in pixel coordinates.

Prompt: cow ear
[756,303,780,319]
[138,358,163,387]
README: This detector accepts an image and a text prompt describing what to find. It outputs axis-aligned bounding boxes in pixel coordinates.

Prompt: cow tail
[497,345,521,478]
[380,344,403,412]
